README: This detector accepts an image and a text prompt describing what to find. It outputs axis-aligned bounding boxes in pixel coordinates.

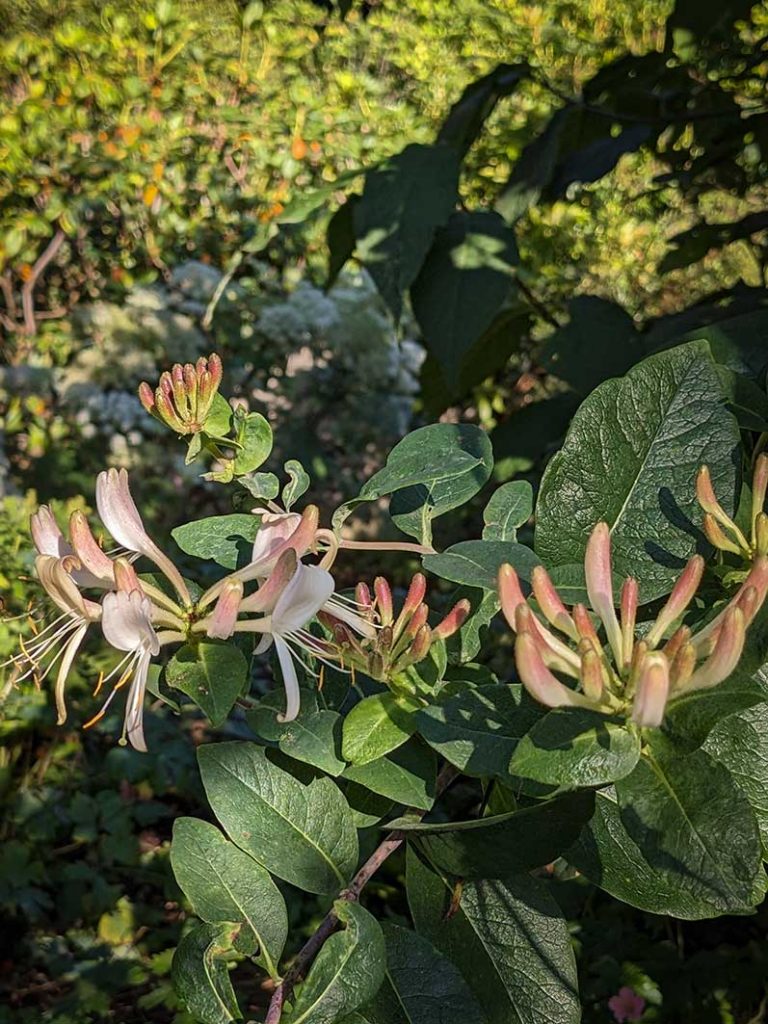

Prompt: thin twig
[264,763,459,1023]
[516,276,562,329]
[20,227,66,335]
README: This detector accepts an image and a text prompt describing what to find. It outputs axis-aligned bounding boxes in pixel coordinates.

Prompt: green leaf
[417,684,542,780]
[704,700,768,851]
[437,62,529,157]
[248,688,346,775]
[663,670,768,748]
[482,481,533,541]
[171,818,287,976]
[423,539,539,591]
[359,923,486,1024]
[166,644,248,727]
[342,739,436,811]
[716,366,768,432]
[570,737,764,917]
[535,340,741,601]
[411,211,519,391]
[407,849,579,1024]
[286,902,386,1024]
[391,791,595,879]
[333,424,493,545]
[343,782,395,829]
[342,693,418,766]
[232,412,273,475]
[444,587,500,665]
[282,459,310,510]
[509,708,641,787]
[171,514,260,570]
[198,743,358,895]
[172,922,241,1024]
[326,195,359,289]
[238,473,281,503]
[354,143,459,320]
[203,392,234,438]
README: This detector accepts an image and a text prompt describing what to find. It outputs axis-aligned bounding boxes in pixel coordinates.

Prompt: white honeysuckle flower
[98,590,162,753]
[250,511,304,571]
[96,468,191,606]
[2,555,102,725]
[31,506,108,590]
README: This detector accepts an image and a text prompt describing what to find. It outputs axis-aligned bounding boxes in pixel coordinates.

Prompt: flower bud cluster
[320,573,470,687]
[696,456,768,560]
[138,353,223,435]
[500,517,768,728]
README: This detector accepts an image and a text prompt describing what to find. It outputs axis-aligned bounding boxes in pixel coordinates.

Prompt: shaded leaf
[172,923,241,1024]
[166,644,248,727]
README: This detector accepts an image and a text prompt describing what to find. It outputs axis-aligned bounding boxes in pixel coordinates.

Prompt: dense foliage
[3,1,768,1023]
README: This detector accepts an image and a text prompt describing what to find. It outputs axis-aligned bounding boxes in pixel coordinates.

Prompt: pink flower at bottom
[608,987,646,1023]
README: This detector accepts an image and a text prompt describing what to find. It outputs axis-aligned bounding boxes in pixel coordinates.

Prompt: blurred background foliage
[1,0,768,1020]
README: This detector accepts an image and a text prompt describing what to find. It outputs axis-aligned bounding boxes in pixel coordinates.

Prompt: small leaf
[509,708,641,787]
[171,818,287,976]
[482,481,533,541]
[232,412,273,475]
[342,739,437,811]
[286,902,386,1024]
[342,693,419,765]
[166,644,248,727]
[238,473,280,503]
[203,393,234,438]
[198,743,358,894]
[172,515,260,570]
[282,459,310,510]
[248,692,346,776]
[423,539,539,590]
[172,922,241,1024]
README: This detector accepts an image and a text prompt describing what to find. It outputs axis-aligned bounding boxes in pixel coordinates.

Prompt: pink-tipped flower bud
[208,352,223,391]
[355,581,372,610]
[515,632,590,710]
[516,605,580,677]
[579,644,605,702]
[531,565,577,639]
[138,381,156,414]
[585,523,623,668]
[646,555,704,649]
[573,603,600,648]
[703,513,742,556]
[662,624,691,662]
[394,573,428,639]
[207,579,243,640]
[432,598,471,641]
[686,606,745,691]
[620,577,639,671]
[628,639,649,692]
[374,577,393,626]
[755,513,768,557]
[631,651,670,728]
[171,364,189,419]
[406,624,431,665]
[154,384,187,434]
[752,454,768,545]
[697,466,750,552]
[498,563,526,631]
[737,585,761,627]
[670,641,696,689]
[405,603,429,639]
[183,362,198,419]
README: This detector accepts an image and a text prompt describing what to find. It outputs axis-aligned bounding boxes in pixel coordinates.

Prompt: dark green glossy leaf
[171,818,287,976]
[407,849,579,1024]
[417,684,542,780]
[437,61,529,157]
[390,790,595,879]
[663,670,768,748]
[509,709,641,787]
[198,743,358,895]
[343,739,436,811]
[535,340,740,601]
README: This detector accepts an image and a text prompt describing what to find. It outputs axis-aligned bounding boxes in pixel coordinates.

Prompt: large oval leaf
[407,849,579,1024]
[535,340,740,601]
[171,817,288,977]
[198,743,358,895]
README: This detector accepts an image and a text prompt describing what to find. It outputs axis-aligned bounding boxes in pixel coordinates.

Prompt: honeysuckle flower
[96,468,191,606]
[31,506,111,590]
[321,573,470,686]
[139,353,223,435]
[3,554,103,725]
[499,519,768,728]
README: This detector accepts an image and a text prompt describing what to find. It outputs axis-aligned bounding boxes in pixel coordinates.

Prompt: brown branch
[264,763,459,1024]
[20,227,66,335]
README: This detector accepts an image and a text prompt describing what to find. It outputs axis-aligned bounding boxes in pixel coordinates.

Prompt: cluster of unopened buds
[138,353,223,435]
[697,455,768,562]
[499,501,768,729]
[319,574,469,695]
[4,471,433,752]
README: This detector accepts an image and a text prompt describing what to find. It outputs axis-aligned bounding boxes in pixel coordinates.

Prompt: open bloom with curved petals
[96,468,191,605]
[98,590,161,752]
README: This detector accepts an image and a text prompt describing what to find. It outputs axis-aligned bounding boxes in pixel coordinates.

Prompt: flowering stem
[264,763,458,1024]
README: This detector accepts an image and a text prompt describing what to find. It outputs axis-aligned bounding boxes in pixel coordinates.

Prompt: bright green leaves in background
[198,743,358,894]
[535,340,741,600]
